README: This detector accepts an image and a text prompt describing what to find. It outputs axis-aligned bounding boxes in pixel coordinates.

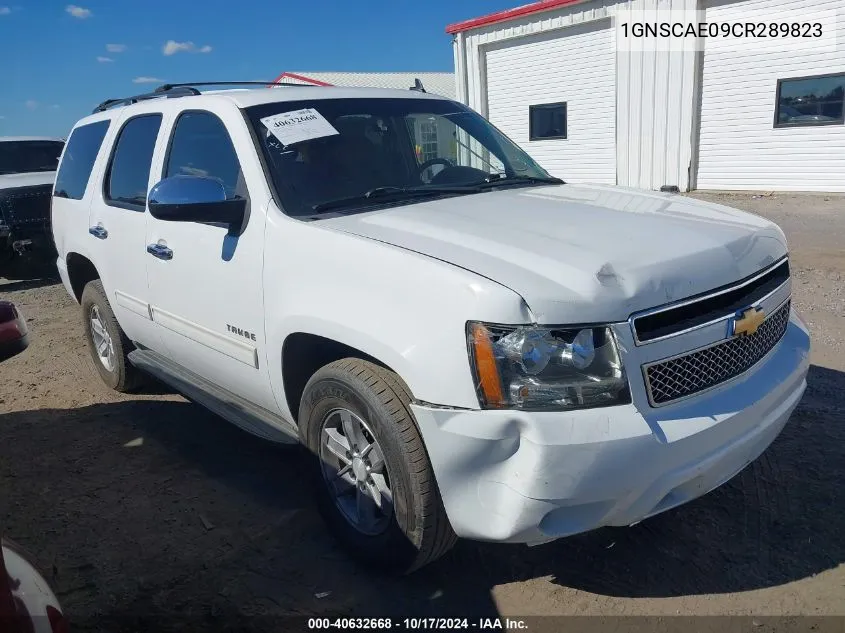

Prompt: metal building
[449,0,845,192]
[271,71,456,99]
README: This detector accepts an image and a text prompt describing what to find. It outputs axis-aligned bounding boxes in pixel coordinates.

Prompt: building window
[775,73,845,128]
[419,119,439,162]
[529,102,567,140]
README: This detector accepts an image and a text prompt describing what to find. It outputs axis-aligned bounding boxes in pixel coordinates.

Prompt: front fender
[263,213,531,417]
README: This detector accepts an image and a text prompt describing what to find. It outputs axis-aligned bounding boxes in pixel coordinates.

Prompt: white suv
[51,81,810,573]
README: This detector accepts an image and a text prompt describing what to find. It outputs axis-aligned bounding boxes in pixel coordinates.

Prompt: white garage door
[698,0,845,191]
[485,19,616,185]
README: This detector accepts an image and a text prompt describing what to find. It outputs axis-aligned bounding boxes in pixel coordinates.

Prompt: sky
[0,1,517,138]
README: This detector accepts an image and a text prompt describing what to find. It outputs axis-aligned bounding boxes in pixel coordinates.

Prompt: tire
[300,358,457,573]
[80,279,144,393]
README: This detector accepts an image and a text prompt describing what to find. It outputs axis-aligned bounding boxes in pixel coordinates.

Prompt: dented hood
[321,183,788,324]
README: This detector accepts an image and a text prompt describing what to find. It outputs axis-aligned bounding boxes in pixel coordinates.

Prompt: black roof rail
[92,81,316,114]
[409,78,427,93]
[92,85,200,114]
[93,79,322,114]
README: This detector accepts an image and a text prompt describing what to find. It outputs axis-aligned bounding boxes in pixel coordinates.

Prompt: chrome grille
[644,300,791,406]
[631,259,790,344]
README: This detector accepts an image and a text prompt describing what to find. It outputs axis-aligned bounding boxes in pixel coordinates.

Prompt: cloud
[25,100,38,110]
[106,43,126,53]
[65,4,91,18]
[0,115,5,119]
[132,76,163,84]
[50,104,61,109]
[162,40,212,56]
[97,56,114,63]
[0,7,11,15]
[162,40,191,55]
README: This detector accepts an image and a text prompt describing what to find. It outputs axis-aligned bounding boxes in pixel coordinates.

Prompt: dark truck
[0,136,64,276]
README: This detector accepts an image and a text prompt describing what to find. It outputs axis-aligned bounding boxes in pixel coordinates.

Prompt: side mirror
[148,176,246,228]
[0,301,29,363]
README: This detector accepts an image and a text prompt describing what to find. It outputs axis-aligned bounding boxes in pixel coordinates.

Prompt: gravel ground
[0,192,843,631]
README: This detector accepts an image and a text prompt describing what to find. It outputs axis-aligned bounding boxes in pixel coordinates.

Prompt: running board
[127,349,299,444]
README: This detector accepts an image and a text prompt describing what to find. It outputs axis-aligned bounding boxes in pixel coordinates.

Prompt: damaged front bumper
[411,315,810,544]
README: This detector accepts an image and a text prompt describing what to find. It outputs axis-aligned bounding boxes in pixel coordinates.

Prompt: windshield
[0,140,64,175]
[245,98,555,217]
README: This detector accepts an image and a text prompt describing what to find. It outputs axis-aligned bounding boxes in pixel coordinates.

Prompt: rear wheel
[80,279,144,392]
[300,358,457,573]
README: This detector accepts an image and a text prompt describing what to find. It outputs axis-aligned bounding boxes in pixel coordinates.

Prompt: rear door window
[53,121,110,200]
[104,114,163,210]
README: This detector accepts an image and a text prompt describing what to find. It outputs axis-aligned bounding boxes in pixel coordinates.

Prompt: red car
[0,301,29,362]
[0,300,69,632]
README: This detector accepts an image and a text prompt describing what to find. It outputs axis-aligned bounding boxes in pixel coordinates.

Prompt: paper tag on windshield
[260,108,339,147]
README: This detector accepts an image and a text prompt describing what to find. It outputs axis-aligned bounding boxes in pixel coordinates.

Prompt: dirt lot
[0,192,843,631]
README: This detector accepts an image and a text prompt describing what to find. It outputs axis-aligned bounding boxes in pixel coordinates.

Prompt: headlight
[467,322,630,411]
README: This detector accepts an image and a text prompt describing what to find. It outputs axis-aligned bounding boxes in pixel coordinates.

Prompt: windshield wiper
[472,175,565,189]
[312,185,481,213]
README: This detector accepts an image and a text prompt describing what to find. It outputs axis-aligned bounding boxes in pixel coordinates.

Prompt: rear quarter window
[54,120,111,200]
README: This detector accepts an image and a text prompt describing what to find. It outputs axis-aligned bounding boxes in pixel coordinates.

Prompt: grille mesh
[644,301,791,406]
[0,185,52,226]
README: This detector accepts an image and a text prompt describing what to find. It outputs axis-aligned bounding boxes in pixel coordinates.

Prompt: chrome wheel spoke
[89,307,115,371]
[367,444,385,474]
[364,479,383,511]
[91,320,106,339]
[340,410,365,450]
[323,427,352,463]
[332,464,355,486]
[369,473,392,509]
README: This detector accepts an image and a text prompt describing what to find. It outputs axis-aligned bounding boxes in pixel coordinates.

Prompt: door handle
[88,225,108,240]
[146,243,173,260]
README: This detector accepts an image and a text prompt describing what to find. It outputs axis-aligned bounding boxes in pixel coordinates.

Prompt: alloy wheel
[319,408,393,536]
[89,305,116,372]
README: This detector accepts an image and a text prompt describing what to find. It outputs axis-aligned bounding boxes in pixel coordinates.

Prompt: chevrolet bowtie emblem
[731,306,766,337]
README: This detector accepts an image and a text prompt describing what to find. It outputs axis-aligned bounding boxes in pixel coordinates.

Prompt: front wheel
[299,358,456,573]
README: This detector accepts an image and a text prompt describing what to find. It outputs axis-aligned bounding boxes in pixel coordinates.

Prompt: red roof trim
[268,71,333,86]
[446,0,585,34]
